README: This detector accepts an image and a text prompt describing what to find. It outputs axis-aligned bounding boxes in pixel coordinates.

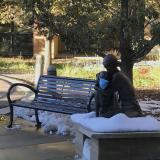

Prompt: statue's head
[103,54,118,70]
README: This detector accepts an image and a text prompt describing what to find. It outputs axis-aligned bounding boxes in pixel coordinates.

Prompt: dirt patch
[136,89,160,100]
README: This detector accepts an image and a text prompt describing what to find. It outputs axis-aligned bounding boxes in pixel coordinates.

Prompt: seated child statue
[98,71,110,90]
[88,54,142,118]
[94,71,120,117]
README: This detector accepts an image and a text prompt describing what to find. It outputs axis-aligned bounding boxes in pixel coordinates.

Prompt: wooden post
[43,38,51,74]
[51,36,59,59]
[35,54,44,87]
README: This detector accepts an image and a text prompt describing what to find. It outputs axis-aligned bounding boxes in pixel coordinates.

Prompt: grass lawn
[0,56,159,90]
[0,57,35,73]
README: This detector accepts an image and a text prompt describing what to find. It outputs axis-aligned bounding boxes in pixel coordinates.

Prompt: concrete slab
[0,118,75,160]
[0,78,10,108]
[0,79,10,99]
[0,130,70,149]
[0,75,32,109]
[0,107,9,114]
[0,141,74,160]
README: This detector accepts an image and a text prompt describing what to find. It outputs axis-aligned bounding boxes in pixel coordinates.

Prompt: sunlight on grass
[0,57,35,73]
[0,57,159,89]
[57,62,160,89]
[57,62,103,79]
[133,66,160,89]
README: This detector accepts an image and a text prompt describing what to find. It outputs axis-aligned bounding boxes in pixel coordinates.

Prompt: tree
[119,0,160,81]
[0,0,32,54]
[18,0,160,81]
[20,0,115,72]
[0,0,30,26]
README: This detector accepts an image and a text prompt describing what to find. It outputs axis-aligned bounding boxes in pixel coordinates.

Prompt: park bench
[74,123,160,160]
[7,75,95,128]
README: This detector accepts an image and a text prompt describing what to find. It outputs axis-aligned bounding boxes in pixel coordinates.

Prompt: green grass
[56,62,160,89]
[133,66,160,89]
[0,57,159,89]
[0,57,35,73]
[56,62,102,79]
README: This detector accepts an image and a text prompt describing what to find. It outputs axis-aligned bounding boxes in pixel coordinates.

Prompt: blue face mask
[99,78,109,89]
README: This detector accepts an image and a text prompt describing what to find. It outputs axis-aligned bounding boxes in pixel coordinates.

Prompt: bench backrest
[35,75,95,109]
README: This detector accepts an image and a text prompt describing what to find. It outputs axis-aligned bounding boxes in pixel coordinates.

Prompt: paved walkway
[0,75,76,160]
[0,79,10,98]
[0,74,33,110]
[0,78,11,109]
[0,119,75,160]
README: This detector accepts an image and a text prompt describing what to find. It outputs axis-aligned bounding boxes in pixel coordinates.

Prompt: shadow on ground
[136,89,160,100]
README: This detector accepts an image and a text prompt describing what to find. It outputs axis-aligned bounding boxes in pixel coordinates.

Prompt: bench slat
[37,90,91,98]
[40,75,95,82]
[39,79,94,85]
[35,97,87,106]
[38,85,93,92]
[38,81,94,87]
[13,101,88,114]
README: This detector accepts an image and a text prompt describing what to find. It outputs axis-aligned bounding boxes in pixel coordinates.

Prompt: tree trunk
[10,21,14,55]
[43,38,52,74]
[120,0,133,82]
[119,0,146,83]
[129,0,145,40]
[120,61,134,83]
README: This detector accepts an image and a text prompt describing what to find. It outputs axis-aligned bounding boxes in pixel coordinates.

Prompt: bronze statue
[95,54,142,117]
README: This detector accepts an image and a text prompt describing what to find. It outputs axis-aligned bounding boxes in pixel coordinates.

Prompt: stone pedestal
[74,124,160,160]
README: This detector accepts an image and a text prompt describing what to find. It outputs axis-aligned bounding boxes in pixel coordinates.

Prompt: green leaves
[19,0,120,54]
[151,22,160,37]
[0,0,32,29]
[1,0,159,59]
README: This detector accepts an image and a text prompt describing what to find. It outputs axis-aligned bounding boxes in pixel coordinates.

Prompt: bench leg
[7,105,14,128]
[35,109,41,129]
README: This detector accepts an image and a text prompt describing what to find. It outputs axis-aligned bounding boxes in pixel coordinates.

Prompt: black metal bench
[7,75,95,128]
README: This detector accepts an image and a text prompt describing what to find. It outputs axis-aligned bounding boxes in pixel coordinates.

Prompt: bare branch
[144,18,159,28]
[132,36,160,62]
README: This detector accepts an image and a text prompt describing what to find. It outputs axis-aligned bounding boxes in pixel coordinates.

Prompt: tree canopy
[19,0,160,56]
[20,0,120,55]
[1,0,160,80]
[0,0,29,27]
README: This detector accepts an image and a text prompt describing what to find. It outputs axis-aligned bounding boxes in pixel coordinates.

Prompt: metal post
[47,65,57,76]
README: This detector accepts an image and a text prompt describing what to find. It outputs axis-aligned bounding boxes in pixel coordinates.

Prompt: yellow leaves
[0,3,25,25]
[50,5,64,16]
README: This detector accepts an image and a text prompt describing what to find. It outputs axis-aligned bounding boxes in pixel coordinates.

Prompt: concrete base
[74,124,160,160]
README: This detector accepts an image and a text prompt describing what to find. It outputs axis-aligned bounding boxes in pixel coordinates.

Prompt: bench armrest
[7,83,37,104]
